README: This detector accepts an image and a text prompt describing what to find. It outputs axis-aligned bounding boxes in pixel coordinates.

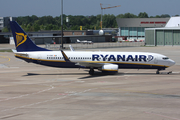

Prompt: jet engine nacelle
[101,64,118,74]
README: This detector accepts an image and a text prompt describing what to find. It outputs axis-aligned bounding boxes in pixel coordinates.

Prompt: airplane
[10,21,175,75]
[77,39,93,44]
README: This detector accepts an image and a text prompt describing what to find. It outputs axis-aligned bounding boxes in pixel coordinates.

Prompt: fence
[44,41,145,50]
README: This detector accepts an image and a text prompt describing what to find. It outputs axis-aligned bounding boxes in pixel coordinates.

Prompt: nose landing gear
[156,69,172,74]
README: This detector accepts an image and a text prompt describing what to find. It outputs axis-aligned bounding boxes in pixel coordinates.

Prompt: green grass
[0,49,13,52]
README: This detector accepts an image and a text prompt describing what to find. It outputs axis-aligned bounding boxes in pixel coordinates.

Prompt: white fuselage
[15,51,175,70]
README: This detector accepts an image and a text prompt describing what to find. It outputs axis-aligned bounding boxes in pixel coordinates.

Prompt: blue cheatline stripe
[81,61,169,68]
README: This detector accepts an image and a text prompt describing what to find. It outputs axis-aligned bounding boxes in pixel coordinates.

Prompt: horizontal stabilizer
[12,49,17,53]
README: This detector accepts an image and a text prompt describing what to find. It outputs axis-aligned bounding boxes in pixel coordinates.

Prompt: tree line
[3,12,177,32]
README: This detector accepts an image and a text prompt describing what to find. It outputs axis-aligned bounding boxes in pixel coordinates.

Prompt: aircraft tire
[89,69,94,75]
[156,70,160,74]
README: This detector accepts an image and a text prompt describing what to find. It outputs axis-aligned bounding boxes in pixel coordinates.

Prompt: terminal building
[116,18,170,40]
[0,17,16,32]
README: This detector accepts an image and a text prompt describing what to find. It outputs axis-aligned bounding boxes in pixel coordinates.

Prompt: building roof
[165,16,180,27]
[0,30,87,36]
[116,18,170,27]
[146,17,180,30]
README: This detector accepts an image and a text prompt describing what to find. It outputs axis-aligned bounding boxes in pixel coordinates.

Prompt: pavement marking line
[0,113,24,119]
[0,88,97,113]
[0,85,55,102]
[0,56,11,64]
[99,87,180,98]
[0,79,88,102]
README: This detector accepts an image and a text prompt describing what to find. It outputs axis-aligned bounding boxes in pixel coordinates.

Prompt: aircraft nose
[169,59,175,66]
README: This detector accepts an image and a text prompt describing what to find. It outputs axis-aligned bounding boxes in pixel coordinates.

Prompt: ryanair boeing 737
[10,21,175,75]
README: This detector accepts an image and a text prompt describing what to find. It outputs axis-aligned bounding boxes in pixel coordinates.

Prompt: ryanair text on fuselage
[92,54,154,62]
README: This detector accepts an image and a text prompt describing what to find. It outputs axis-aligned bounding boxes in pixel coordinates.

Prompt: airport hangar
[116,17,180,46]
[145,17,180,46]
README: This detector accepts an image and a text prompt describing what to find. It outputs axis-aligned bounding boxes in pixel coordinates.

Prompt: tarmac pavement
[0,45,180,120]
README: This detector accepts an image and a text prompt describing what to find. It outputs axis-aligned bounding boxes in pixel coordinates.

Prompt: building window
[129,27,137,36]
[137,27,145,36]
[121,27,129,36]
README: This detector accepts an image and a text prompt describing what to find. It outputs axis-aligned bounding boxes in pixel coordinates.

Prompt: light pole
[61,0,63,49]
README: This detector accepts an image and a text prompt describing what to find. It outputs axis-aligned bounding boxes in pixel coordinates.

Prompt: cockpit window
[162,57,169,60]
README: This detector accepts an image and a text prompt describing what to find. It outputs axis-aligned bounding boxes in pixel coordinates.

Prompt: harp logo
[15,32,27,47]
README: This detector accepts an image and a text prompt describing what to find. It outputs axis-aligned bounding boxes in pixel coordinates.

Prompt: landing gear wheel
[167,71,172,74]
[156,70,160,74]
[89,68,94,75]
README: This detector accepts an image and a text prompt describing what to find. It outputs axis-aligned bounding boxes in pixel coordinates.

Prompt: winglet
[69,45,75,51]
[61,50,71,62]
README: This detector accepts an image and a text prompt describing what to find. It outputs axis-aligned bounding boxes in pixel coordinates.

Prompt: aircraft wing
[60,50,119,73]
[60,50,105,68]
[76,61,105,68]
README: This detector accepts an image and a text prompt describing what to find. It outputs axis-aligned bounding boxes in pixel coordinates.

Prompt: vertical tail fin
[10,21,50,52]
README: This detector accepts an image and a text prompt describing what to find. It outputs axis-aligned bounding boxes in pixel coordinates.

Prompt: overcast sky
[0,0,180,17]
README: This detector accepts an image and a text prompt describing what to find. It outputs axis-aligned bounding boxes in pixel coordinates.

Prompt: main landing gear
[156,70,160,74]
[89,68,94,75]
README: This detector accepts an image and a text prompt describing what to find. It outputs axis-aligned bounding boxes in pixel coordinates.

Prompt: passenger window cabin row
[47,57,91,60]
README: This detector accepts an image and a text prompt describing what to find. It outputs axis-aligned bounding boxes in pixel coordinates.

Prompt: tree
[26,24,32,31]
[71,25,79,30]
[16,12,173,31]
[31,15,38,22]
[155,15,161,18]
[2,27,9,32]
[122,13,137,18]
[138,12,148,18]
[33,24,40,31]
[160,14,170,18]
[116,14,125,18]
[89,15,97,25]
[103,14,117,28]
